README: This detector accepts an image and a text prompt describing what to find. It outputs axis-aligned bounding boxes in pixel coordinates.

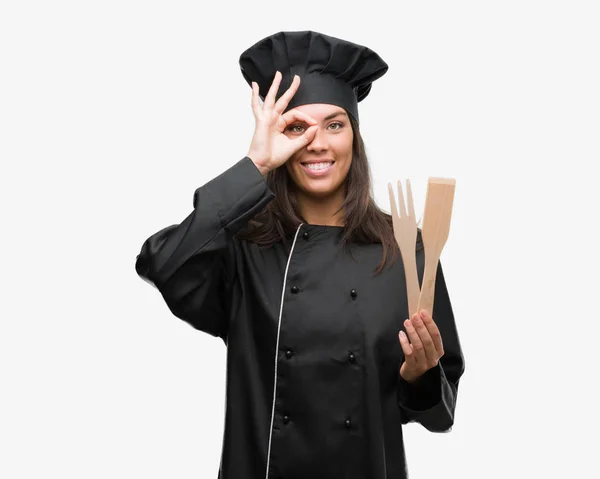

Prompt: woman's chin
[296,180,341,198]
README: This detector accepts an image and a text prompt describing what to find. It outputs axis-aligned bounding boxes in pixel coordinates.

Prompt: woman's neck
[295,187,346,227]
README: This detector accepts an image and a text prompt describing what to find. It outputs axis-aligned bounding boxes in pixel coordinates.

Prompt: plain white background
[1,1,599,477]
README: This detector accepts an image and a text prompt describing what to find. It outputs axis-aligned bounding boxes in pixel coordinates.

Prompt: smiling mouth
[299,161,335,176]
[300,161,335,169]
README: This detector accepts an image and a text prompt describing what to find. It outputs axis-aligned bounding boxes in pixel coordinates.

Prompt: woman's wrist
[248,155,271,178]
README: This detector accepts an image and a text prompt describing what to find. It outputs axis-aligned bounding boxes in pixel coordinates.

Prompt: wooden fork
[388,179,421,319]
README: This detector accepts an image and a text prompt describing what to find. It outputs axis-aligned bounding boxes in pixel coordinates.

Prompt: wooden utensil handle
[401,254,420,319]
[417,256,439,317]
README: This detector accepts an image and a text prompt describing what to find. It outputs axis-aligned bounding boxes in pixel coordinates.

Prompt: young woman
[135,30,465,479]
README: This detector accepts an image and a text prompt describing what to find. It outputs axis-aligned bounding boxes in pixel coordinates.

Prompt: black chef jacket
[135,156,466,479]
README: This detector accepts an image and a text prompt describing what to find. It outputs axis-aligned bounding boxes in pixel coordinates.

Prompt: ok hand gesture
[246,71,319,175]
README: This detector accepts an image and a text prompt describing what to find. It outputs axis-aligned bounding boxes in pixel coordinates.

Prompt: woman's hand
[246,71,319,176]
[398,309,445,383]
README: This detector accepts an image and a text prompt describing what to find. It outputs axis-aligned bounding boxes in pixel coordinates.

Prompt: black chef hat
[239,30,389,125]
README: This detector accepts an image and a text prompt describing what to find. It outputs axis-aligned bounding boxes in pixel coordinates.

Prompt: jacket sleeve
[135,157,275,340]
[397,259,466,432]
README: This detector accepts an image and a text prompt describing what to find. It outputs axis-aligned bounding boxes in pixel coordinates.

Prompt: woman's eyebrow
[291,111,347,125]
[323,111,347,121]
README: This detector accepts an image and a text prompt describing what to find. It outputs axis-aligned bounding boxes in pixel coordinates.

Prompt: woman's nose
[306,127,327,151]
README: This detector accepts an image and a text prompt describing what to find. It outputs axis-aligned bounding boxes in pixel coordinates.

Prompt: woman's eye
[288,122,344,133]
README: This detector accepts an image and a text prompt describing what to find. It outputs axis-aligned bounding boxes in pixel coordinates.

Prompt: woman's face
[284,103,354,199]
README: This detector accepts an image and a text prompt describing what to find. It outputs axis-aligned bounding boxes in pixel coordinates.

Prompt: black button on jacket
[135,157,466,479]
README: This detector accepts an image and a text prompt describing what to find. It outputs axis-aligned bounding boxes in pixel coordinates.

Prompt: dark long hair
[236,110,423,276]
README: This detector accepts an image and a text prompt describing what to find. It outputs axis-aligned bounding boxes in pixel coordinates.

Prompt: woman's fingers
[404,317,425,364]
[251,73,312,125]
[420,310,445,356]
[398,330,415,362]
[250,82,261,119]
[264,71,282,110]
[246,72,317,168]
[278,109,318,132]
[273,74,300,114]
[409,311,442,366]
[399,311,444,381]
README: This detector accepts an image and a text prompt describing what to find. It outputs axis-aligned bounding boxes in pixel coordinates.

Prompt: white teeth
[304,162,333,170]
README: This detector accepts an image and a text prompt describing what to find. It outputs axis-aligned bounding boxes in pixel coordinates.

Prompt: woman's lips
[299,161,335,177]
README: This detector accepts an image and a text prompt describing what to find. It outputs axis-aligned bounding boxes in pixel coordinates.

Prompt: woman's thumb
[298,125,318,146]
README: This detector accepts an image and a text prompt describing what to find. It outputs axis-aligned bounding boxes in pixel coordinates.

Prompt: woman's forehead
[294,103,347,119]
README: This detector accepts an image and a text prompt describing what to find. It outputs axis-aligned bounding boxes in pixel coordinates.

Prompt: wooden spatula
[417,177,456,317]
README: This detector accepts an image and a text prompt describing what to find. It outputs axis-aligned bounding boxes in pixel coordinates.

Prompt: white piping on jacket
[218,345,228,478]
[382,440,387,478]
[265,223,304,479]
